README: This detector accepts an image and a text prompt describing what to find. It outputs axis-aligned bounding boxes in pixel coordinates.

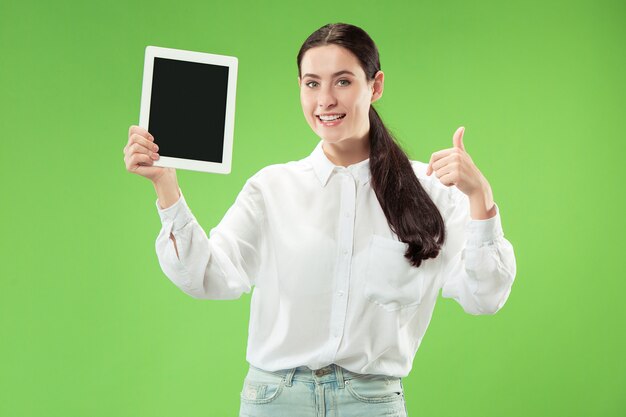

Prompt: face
[298,44,384,146]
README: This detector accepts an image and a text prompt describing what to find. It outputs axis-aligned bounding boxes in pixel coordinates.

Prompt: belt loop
[335,364,345,389]
[284,367,296,387]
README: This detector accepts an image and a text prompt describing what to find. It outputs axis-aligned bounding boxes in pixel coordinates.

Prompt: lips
[316,114,346,121]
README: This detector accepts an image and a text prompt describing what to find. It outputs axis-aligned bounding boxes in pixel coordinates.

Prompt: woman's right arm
[124,125,182,259]
[124,125,264,300]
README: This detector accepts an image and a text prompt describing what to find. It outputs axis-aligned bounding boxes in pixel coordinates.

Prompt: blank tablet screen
[148,57,229,163]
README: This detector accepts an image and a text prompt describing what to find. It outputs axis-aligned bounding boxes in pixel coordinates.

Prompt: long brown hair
[297,23,446,267]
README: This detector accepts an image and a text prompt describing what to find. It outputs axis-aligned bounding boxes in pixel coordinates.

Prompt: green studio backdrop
[1,0,624,416]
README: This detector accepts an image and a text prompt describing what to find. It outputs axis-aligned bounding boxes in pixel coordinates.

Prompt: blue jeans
[239,363,409,417]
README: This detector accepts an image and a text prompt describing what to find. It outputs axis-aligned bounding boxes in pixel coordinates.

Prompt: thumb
[453,126,466,151]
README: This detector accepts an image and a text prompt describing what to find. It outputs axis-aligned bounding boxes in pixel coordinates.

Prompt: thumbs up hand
[426,126,492,202]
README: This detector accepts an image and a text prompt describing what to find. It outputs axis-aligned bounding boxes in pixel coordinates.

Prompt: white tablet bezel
[139,45,238,174]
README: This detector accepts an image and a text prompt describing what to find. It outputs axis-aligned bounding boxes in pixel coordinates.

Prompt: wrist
[468,180,495,220]
[153,172,181,210]
[152,169,177,189]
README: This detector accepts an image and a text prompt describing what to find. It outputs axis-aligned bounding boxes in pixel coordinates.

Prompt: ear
[370,70,384,104]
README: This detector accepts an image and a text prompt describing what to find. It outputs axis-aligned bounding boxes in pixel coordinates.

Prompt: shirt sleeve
[154,176,265,300]
[439,186,517,315]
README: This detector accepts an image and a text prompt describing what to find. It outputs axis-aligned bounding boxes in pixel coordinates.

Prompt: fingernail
[154,144,159,151]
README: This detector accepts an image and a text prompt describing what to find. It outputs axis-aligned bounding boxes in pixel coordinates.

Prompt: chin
[320,136,347,144]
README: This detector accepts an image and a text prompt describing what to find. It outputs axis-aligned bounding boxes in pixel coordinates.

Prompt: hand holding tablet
[123,124,183,210]
[137,46,238,174]
[123,125,170,183]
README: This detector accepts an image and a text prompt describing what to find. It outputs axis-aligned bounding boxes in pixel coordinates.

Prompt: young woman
[124,22,516,417]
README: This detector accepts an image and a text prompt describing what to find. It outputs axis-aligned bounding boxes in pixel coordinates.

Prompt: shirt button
[343,249,349,255]
[338,291,344,297]
[345,212,351,218]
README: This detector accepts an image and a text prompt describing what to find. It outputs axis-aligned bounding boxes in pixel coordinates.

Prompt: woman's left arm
[427,127,517,315]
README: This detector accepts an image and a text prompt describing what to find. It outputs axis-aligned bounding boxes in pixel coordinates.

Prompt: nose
[317,84,337,109]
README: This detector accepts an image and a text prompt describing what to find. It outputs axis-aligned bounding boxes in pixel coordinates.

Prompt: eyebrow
[302,70,356,79]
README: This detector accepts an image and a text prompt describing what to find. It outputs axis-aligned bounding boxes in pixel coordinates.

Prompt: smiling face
[298,44,384,148]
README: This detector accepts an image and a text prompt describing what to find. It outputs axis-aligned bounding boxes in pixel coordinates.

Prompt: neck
[322,136,370,167]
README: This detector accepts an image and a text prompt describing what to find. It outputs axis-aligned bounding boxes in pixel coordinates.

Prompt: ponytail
[368,106,446,267]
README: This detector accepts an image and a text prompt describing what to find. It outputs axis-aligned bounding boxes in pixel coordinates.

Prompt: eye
[304,79,351,88]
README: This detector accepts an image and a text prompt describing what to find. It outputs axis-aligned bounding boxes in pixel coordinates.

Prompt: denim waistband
[248,364,400,388]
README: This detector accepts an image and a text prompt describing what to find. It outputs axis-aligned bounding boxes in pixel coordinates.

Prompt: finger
[426,154,438,176]
[426,148,455,175]
[453,126,465,151]
[128,134,159,153]
[128,125,154,142]
[128,153,155,171]
[433,160,458,180]
[128,125,154,141]
[438,171,458,187]
[128,142,159,159]
[431,151,462,174]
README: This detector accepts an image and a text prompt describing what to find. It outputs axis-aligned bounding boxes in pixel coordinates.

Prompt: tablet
[139,45,238,174]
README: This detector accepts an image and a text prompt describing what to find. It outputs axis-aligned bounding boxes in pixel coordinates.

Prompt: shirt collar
[309,140,371,187]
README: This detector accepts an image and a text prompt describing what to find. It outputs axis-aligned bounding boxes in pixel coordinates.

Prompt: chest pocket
[363,235,433,312]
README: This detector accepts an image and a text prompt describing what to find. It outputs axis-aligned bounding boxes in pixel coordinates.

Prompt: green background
[1,0,624,416]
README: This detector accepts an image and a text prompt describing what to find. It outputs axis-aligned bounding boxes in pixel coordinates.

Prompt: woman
[123,22,516,417]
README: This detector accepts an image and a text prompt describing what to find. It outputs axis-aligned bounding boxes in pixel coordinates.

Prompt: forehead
[301,44,364,77]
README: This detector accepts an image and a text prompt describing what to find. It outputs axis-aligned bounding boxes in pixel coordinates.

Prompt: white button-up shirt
[154,140,517,378]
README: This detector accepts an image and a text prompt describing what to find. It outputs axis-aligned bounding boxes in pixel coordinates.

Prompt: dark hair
[297,23,446,267]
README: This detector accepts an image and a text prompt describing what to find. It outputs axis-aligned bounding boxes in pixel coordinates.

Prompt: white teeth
[318,114,345,121]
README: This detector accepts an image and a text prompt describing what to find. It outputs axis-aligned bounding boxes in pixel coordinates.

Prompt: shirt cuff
[465,202,504,246]
[155,189,195,232]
